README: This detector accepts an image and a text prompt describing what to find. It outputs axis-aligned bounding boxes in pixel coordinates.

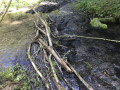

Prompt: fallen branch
[27,42,49,90]
[67,62,93,90]
[52,77,66,90]
[49,54,59,83]
[34,21,47,36]
[33,8,72,72]
[35,21,68,48]
[33,9,53,46]
[29,7,94,90]
[58,34,120,43]
[38,38,72,72]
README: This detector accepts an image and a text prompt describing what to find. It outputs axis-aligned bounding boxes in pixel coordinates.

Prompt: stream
[0,0,120,89]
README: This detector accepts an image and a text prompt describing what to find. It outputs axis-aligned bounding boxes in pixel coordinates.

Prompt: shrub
[75,0,120,18]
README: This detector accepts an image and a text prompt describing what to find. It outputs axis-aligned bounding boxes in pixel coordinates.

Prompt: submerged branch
[28,7,95,90]
[49,54,59,83]
[38,38,72,72]
[67,62,94,90]
[58,34,120,43]
[27,43,49,90]
[32,8,72,72]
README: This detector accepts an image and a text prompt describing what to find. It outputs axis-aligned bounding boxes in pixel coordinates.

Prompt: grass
[0,64,43,90]
[0,66,13,82]
[74,0,120,18]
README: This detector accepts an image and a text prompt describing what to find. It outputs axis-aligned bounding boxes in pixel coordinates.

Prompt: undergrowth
[0,64,43,90]
[74,0,120,18]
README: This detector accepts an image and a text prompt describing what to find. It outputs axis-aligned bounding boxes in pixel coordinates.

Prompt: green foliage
[0,64,43,90]
[11,0,43,9]
[75,0,120,18]
[0,66,13,81]
[0,0,43,9]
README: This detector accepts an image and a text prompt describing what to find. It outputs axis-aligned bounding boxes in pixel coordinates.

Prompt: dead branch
[32,9,72,72]
[27,42,50,90]
[28,7,94,90]
[52,77,66,90]
[38,38,72,72]
[33,9,53,46]
[67,62,94,90]
[49,54,59,83]
[34,21,47,36]
[58,34,120,43]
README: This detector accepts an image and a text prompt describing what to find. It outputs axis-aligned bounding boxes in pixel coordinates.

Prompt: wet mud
[48,1,120,89]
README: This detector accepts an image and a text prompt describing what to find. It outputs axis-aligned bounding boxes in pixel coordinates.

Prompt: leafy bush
[0,64,43,90]
[75,0,120,18]
[0,67,13,82]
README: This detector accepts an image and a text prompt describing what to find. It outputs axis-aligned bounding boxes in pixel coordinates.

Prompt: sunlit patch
[3,20,10,24]
[8,8,29,13]
[11,21,22,25]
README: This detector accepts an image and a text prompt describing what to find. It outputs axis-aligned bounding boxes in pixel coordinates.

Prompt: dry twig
[27,43,50,90]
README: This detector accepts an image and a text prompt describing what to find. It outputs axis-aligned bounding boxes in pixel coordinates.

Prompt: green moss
[90,18,108,29]
[99,23,108,29]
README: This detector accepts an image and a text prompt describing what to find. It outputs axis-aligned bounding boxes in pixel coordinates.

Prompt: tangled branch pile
[27,10,93,90]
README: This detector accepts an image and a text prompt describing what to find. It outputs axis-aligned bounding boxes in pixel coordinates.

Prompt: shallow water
[0,13,36,67]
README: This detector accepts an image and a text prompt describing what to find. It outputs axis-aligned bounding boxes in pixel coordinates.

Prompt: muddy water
[0,13,36,67]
